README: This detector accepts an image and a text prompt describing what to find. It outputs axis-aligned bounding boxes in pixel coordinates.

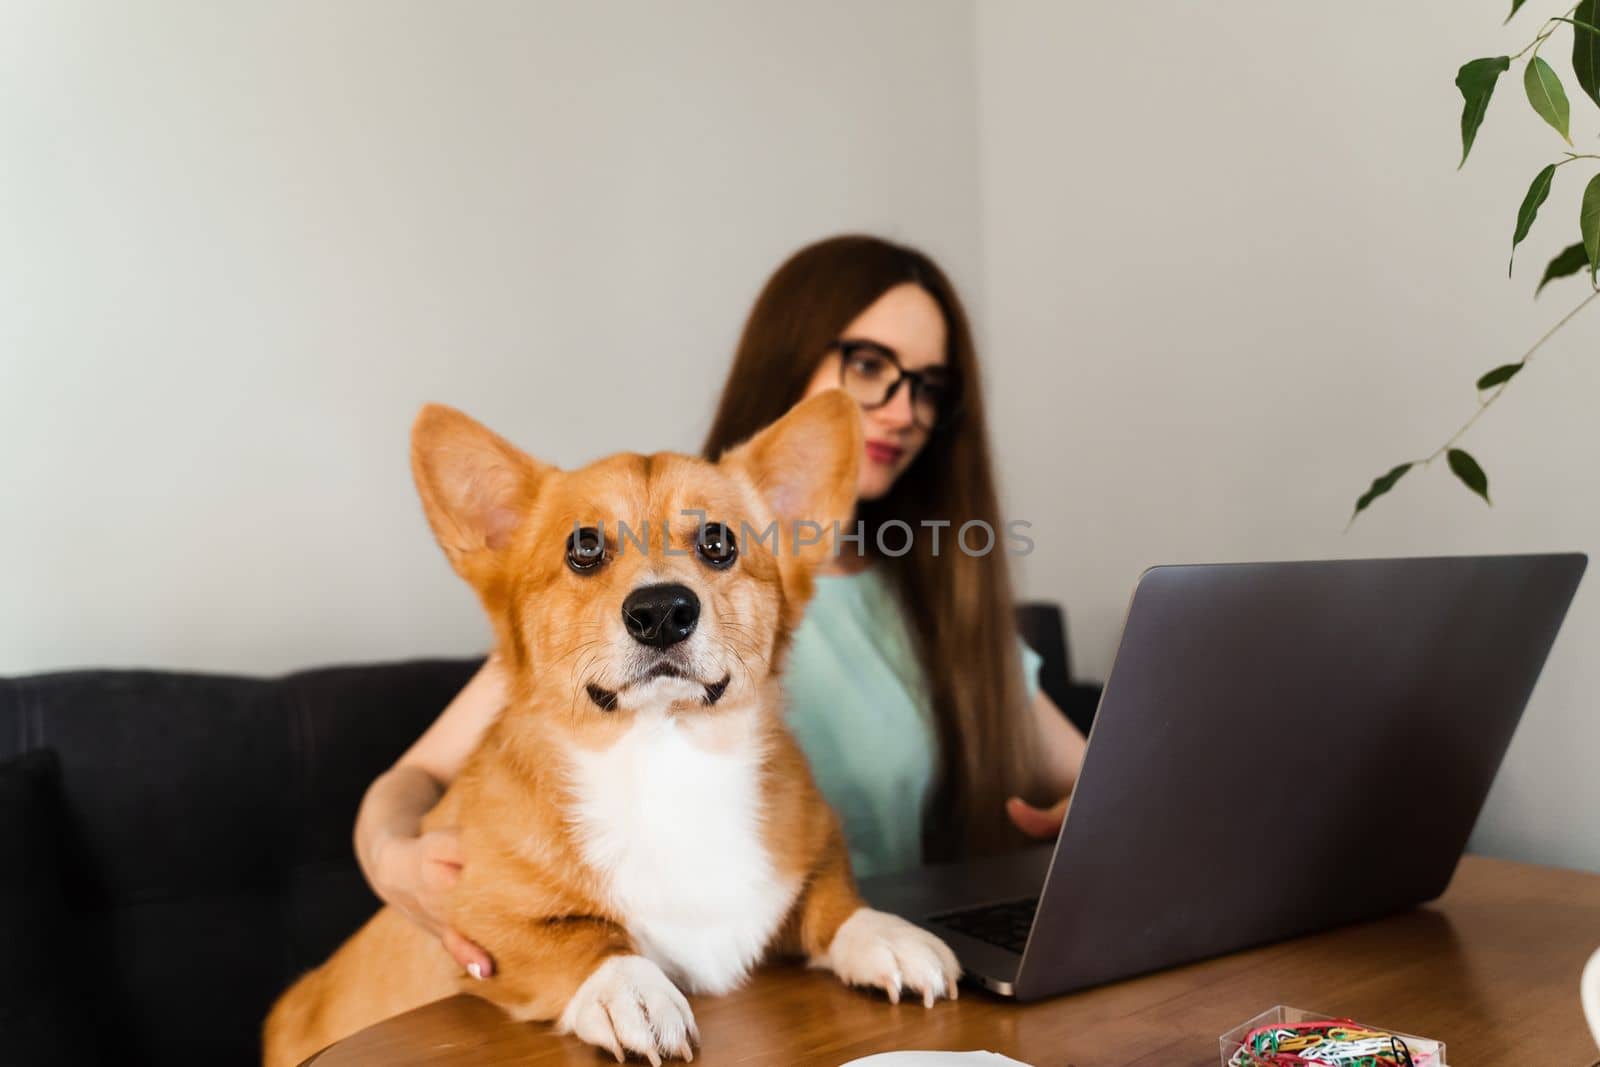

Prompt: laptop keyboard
[928,896,1039,955]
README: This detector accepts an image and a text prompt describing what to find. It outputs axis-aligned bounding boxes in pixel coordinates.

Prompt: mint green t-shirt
[782,568,1042,878]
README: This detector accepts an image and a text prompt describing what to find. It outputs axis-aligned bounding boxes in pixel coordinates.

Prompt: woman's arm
[353,652,509,977]
[1005,690,1088,840]
[1030,689,1087,797]
[394,650,514,783]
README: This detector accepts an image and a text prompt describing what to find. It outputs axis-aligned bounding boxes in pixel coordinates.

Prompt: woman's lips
[865,441,904,467]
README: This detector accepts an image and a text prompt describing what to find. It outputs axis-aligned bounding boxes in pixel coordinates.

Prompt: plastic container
[1219,1005,1447,1066]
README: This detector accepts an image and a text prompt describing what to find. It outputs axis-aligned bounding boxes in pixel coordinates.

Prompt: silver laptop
[859,553,1587,999]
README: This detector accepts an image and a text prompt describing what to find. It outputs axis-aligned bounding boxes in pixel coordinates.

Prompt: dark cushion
[0,749,112,1063]
[0,659,481,1066]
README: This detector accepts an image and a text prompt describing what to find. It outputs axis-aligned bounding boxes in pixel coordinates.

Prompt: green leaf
[1583,172,1600,283]
[1507,0,1529,19]
[1510,164,1557,275]
[1456,57,1511,167]
[1553,16,1600,36]
[1537,241,1591,294]
[1524,57,1573,143]
[1476,363,1523,389]
[1576,0,1600,110]
[1447,449,1492,505]
[1352,463,1413,520]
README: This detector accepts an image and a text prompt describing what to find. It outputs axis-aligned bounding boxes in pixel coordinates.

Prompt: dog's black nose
[622,583,700,648]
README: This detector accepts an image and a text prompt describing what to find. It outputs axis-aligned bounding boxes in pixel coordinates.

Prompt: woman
[355,235,1088,979]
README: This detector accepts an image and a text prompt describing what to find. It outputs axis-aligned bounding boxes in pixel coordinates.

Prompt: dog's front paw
[557,955,698,1065]
[822,907,962,1007]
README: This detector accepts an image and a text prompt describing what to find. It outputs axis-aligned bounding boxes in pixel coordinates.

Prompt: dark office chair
[1016,601,1102,736]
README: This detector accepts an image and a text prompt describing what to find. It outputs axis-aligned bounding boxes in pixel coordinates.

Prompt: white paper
[840,1053,1035,1067]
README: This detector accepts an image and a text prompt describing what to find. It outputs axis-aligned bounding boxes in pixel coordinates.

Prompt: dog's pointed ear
[724,389,861,566]
[410,404,549,583]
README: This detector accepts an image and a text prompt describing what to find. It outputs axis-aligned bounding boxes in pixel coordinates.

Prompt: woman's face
[799,283,948,502]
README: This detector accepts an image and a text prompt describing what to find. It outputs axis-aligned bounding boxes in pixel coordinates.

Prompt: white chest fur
[562,707,799,995]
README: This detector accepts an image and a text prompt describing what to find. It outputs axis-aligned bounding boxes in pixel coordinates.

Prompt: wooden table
[308,856,1600,1066]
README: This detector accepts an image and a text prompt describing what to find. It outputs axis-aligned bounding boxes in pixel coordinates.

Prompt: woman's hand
[372,828,495,980]
[354,656,511,980]
[1005,795,1069,840]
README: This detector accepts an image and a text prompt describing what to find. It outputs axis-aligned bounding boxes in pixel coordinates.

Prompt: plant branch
[1421,288,1600,470]
[1350,4,1600,527]
[1346,287,1598,531]
[1512,4,1580,58]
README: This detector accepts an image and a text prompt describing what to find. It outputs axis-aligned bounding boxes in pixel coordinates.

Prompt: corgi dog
[262,391,960,1066]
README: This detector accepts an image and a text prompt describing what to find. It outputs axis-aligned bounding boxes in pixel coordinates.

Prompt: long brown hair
[702,234,1043,860]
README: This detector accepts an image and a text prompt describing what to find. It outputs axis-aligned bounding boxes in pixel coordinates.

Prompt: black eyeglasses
[827,339,960,432]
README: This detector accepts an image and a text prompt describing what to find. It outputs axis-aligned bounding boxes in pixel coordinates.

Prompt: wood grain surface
[305,855,1600,1066]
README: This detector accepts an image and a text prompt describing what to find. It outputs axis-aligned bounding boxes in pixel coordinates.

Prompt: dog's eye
[566,527,606,574]
[695,522,737,569]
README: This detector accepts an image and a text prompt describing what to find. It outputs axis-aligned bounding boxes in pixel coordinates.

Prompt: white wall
[1,0,981,672]
[976,1,1600,872]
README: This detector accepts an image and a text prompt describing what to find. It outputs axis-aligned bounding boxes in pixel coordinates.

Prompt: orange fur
[262,392,956,1066]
